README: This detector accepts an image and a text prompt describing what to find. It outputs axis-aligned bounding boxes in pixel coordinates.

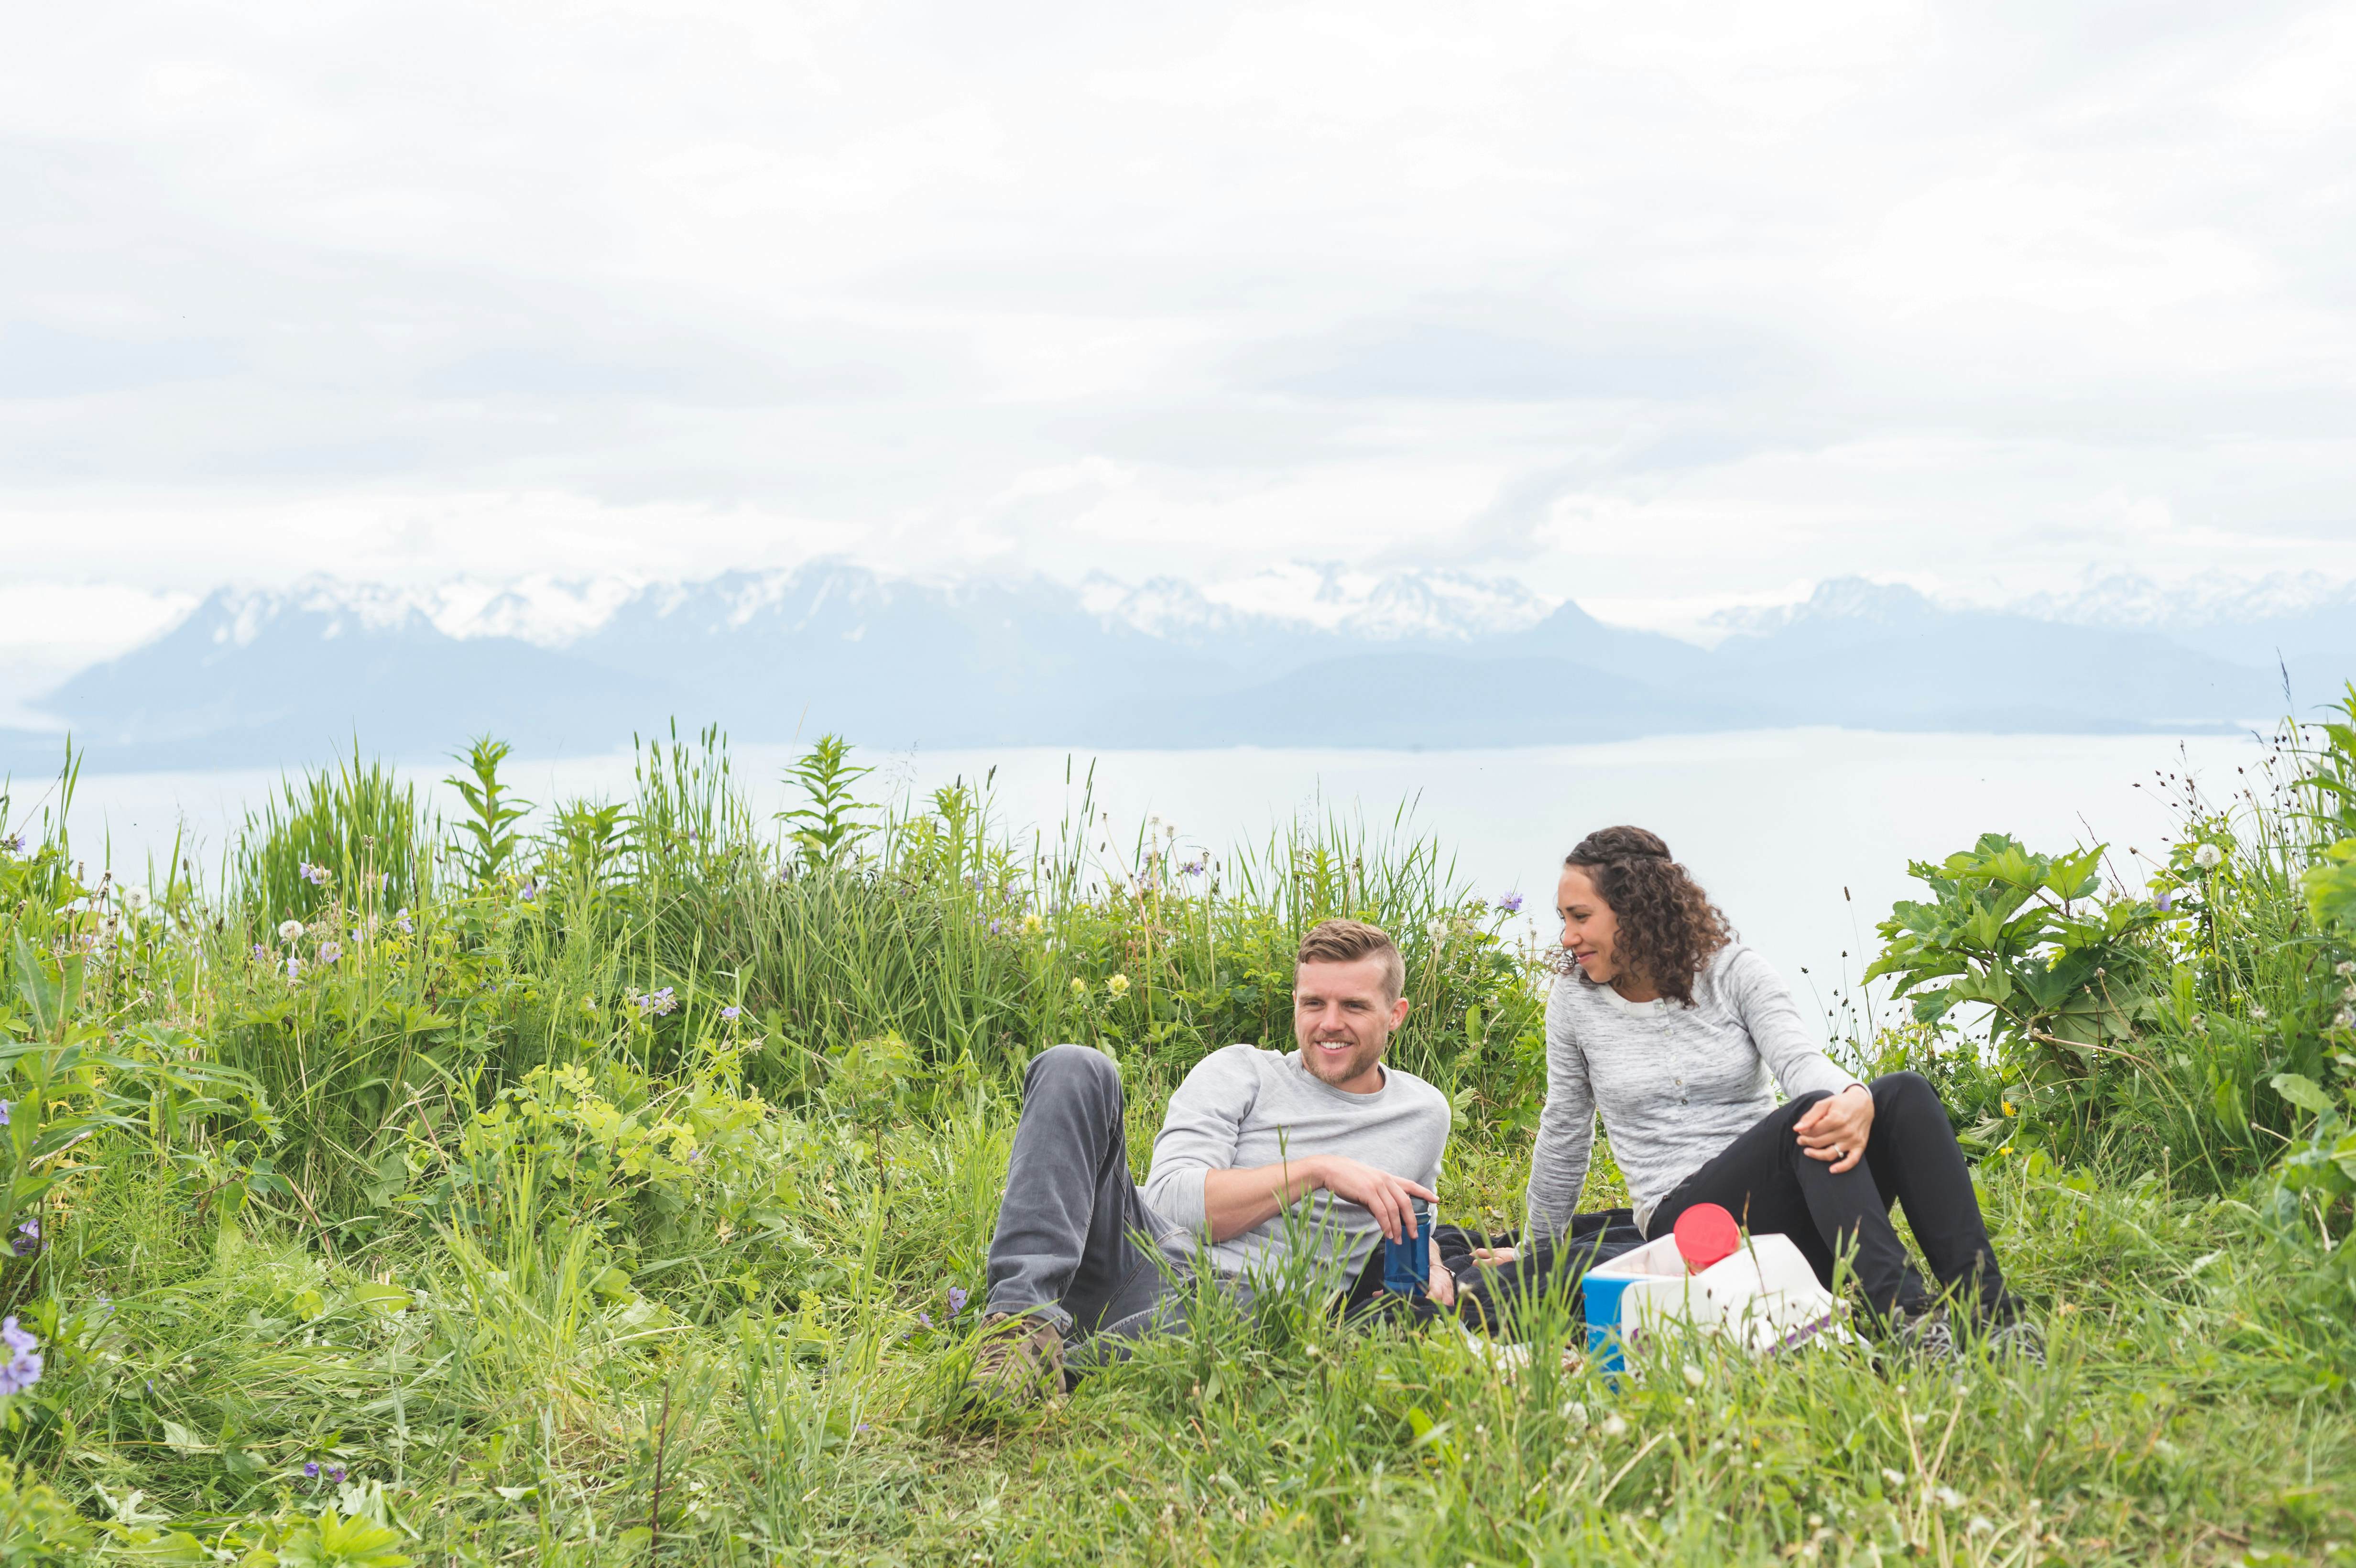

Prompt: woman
[1492,826,2037,1360]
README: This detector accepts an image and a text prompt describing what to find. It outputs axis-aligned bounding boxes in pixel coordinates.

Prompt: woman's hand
[1470,1245,1518,1268]
[1793,1084,1874,1174]
[1427,1235,1457,1307]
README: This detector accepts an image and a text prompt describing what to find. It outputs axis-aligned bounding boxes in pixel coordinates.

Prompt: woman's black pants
[1644,1072,2019,1327]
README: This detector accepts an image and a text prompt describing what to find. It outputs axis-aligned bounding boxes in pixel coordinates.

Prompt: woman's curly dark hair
[1561,826,1733,1007]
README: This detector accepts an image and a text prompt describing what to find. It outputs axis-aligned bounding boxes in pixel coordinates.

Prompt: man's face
[1293,957,1410,1094]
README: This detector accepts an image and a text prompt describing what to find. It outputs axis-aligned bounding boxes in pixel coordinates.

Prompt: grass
[0,726,2352,1565]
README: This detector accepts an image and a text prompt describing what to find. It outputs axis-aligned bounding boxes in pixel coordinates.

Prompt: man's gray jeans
[984,1044,1204,1353]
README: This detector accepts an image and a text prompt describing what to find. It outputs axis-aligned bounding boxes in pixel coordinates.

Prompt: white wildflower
[2250,1007,2268,1021]
[1106,974,1131,999]
[1559,1400,1588,1428]
[120,887,147,914]
[1969,1516,1993,1535]
[1933,1485,1964,1509]
[2192,843,2224,869]
[1880,1468,1906,1488]
[1681,1361,1705,1388]
[2338,960,2356,978]
[277,920,305,943]
[1600,1412,1628,1438]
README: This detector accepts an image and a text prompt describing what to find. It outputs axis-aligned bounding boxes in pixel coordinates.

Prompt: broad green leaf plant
[1865,833,2176,1153]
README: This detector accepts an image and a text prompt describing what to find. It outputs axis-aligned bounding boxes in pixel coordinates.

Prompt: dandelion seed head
[277,919,305,942]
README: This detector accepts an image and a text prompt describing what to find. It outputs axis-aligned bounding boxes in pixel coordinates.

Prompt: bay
[16,727,2269,1041]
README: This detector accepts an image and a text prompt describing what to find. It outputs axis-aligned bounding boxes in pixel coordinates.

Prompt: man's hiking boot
[964,1311,1064,1408]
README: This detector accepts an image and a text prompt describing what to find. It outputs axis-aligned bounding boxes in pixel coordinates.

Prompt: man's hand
[1794,1084,1875,1174]
[1314,1155,1439,1242]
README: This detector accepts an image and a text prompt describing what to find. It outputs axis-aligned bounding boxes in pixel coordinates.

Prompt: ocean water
[17,728,2267,1035]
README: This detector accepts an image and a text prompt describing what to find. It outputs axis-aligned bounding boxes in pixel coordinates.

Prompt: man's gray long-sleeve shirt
[1523,944,1859,1237]
[1143,1043,1451,1283]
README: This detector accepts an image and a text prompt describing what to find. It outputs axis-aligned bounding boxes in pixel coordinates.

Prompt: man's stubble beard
[1301,1032,1387,1089]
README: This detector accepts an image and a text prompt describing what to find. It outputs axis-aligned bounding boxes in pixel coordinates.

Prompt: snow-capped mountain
[4,565,2349,772]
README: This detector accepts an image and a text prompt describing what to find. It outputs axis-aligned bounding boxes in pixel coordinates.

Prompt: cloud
[0,0,2350,621]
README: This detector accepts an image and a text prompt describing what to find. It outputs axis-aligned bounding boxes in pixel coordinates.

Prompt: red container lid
[1673,1202,1741,1273]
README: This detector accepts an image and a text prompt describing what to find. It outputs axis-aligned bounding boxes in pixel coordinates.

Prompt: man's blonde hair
[1294,917,1405,1002]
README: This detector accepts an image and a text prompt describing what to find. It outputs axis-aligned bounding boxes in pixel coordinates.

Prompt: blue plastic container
[1381,1200,1431,1296]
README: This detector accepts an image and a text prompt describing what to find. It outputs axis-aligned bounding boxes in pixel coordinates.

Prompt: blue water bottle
[1382,1200,1432,1296]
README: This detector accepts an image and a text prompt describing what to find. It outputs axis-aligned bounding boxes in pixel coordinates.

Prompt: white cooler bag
[1584,1231,1843,1364]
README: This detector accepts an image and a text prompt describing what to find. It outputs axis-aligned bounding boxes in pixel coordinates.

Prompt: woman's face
[1557,865,1622,984]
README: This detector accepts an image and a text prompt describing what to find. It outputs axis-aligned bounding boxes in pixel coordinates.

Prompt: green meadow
[0,710,2354,1566]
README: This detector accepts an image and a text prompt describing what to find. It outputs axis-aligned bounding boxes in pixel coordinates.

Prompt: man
[968,916,1455,1404]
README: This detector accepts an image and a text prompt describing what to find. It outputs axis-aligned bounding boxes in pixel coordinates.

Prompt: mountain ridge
[3,564,2347,774]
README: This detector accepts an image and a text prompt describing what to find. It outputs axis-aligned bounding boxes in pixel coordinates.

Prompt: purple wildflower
[304,1461,320,1478]
[0,1103,10,1128]
[317,941,343,965]
[12,1220,38,1258]
[252,943,269,963]
[283,957,302,981]
[2154,888,2174,912]
[326,1464,347,1484]
[1497,893,1525,915]
[947,1286,969,1317]
[917,1311,933,1329]
[0,1318,41,1395]
[518,878,541,903]
[720,1005,742,1022]
[0,834,21,856]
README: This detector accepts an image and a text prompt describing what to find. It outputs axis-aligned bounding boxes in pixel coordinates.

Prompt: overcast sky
[5,0,2356,665]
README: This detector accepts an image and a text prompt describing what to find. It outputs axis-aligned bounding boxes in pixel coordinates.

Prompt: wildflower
[1107,974,1131,1000]
[12,1220,39,1258]
[916,1312,933,1329]
[1680,1361,1704,1388]
[1932,1485,1963,1509]
[0,1103,9,1128]
[277,919,305,942]
[317,941,343,964]
[121,887,147,914]
[303,1461,320,1479]
[1178,859,1205,878]
[0,834,20,855]
[948,1286,969,1317]
[720,1005,742,1022]
[327,1464,347,1483]
[2002,1100,2016,1116]
[1021,912,1044,935]
[2154,888,2174,912]
[2251,1007,2268,1022]
[284,957,303,981]
[1880,1467,1905,1488]
[1427,918,1449,942]
[1600,1412,1628,1438]
[1969,1517,1993,1535]
[2340,961,2356,978]
[0,1318,42,1395]
[297,861,332,888]
[2338,1010,2355,1031]
[1497,893,1524,915]
[1071,978,1089,998]
[2192,843,2224,870]
[517,878,540,903]
[251,943,268,963]
[988,919,1002,935]
[393,907,413,934]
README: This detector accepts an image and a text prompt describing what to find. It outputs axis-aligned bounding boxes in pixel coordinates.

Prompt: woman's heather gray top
[1143,1042,1451,1283]
[1524,944,1859,1237]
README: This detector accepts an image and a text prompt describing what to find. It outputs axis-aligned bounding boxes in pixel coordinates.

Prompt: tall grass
[0,725,2350,1560]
